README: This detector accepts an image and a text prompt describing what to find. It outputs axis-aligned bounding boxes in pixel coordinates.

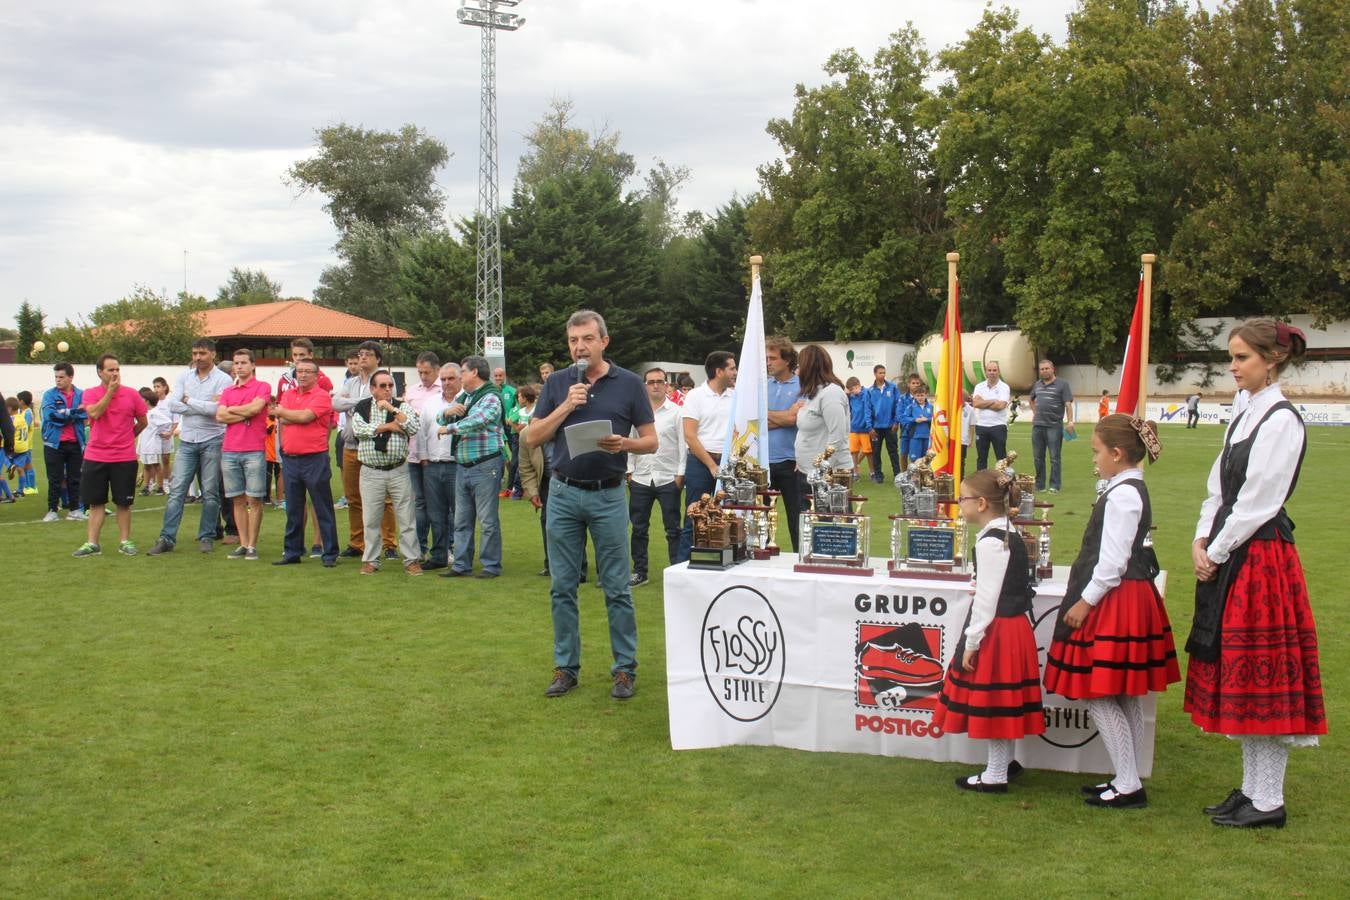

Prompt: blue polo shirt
[535,360,654,480]
[865,381,900,428]
[766,373,801,464]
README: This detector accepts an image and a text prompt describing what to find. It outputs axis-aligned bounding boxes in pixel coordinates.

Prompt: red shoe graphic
[856,642,943,685]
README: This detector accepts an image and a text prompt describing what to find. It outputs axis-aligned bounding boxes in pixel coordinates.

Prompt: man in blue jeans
[148,338,233,555]
[525,309,657,700]
[1028,358,1076,492]
[437,356,505,578]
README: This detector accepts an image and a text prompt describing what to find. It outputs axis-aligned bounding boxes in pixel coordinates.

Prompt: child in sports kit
[933,463,1045,793]
[136,388,169,495]
[1043,415,1179,809]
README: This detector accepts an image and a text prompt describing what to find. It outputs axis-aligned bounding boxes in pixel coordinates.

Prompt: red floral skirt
[1184,539,1326,735]
[934,615,1045,739]
[1043,579,1181,700]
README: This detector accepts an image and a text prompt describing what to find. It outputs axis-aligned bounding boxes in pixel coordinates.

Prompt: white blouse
[965,517,1013,651]
[1194,384,1305,564]
[1082,468,1145,606]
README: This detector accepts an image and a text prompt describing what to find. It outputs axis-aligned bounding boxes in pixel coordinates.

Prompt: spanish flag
[1115,274,1145,415]
[930,279,962,477]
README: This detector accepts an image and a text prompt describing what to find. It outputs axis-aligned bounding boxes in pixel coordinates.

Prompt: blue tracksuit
[848,393,873,433]
[902,399,934,459]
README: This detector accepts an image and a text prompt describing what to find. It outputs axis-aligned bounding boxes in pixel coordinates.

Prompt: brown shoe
[221,535,240,546]
[360,562,379,575]
[405,562,424,576]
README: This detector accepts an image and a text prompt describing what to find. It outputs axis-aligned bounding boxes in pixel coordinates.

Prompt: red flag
[931,280,962,476]
[1115,276,1145,415]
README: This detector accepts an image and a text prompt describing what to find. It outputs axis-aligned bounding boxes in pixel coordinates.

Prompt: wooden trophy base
[748,548,774,561]
[794,563,875,577]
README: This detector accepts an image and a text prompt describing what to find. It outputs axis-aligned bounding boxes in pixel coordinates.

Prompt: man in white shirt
[971,361,1011,471]
[627,367,684,587]
[675,351,736,562]
[403,350,443,560]
[415,362,459,570]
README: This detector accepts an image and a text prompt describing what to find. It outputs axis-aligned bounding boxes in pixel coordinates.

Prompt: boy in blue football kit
[902,385,934,460]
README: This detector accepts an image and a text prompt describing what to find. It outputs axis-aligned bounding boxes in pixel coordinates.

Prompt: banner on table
[665,560,1164,775]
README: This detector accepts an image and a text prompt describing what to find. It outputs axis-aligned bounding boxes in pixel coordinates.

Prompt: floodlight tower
[458,0,524,367]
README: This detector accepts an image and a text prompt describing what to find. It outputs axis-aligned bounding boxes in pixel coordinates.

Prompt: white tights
[981,738,1013,784]
[1241,736,1288,811]
[1088,696,1146,794]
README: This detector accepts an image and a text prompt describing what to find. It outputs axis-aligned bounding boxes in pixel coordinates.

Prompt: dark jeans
[506,431,521,493]
[676,453,719,563]
[870,427,900,479]
[44,441,82,512]
[282,452,338,562]
[629,480,681,577]
[408,461,430,555]
[975,424,1008,470]
[768,460,808,553]
[1187,410,1199,428]
[1030,424,1064,491]
[421,461,457,566]
[536,460,588,574]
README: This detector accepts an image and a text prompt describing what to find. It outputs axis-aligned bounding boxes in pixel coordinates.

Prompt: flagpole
[1139,253,1155,416]
[947,252,961,494]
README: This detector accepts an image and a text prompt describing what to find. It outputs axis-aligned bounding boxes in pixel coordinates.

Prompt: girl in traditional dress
[1044,415,1179,809]
[1185,318,1324,829]
[934,465,1044,792]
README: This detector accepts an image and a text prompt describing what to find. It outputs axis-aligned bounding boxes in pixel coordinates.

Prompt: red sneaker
[856,641,943,685]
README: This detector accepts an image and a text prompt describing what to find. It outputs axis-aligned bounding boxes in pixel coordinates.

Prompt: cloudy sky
[2,0,1081,324]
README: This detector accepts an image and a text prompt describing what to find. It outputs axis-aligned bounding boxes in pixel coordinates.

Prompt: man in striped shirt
[437,355,505,578]
[351,369,422,575]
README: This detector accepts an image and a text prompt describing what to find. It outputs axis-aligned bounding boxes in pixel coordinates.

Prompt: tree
[214,267,282,307]
[76,287,208,365]
[750,28,953,343]
[313,224,411,323]
[639,158,693,248]
[665,196,755,361]
[391,225,478,365]
[16,300,46,354]
[502,167,661,373]
[286,124,450,235]
[515,97,636,196]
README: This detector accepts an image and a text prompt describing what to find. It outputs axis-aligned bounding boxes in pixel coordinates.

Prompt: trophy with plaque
[1001,453,1055,583]
[686,492,745,570]
[795,447,873,576]
[889,449,969,580]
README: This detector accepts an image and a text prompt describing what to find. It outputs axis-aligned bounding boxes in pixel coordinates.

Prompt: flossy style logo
[701,586,786,722]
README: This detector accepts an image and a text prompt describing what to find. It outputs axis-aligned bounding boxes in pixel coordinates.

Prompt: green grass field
[2,424,1345,897]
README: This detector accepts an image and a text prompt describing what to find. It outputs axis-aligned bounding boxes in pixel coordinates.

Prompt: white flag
[723,273,770,470]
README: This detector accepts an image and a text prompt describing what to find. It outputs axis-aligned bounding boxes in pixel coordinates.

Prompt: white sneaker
[67,509,88,521]
[42,511,59,522]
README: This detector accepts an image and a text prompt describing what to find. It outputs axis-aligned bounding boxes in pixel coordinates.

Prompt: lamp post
[458,0,524,373]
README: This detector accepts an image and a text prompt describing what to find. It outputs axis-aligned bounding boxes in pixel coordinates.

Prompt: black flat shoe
[955,774,1007,794]
[1085,787,1147,809]
[1203,788,1249,816]
[1082,781,1114,796]
[1212,801,1285,829]
[1007,760,1025,781]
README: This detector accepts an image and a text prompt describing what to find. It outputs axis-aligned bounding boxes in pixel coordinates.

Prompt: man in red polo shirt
[72,353,148,557]
[271,359,339,566]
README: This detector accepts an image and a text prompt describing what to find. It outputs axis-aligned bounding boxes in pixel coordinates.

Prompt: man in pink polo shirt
[73,353,148,557]
[272,359,340,566]
[216,348,273,560]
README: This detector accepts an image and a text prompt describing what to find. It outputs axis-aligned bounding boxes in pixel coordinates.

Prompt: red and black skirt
[934,615,1045,739]
[1043,579,1181,700]
[1184,539,1326,736]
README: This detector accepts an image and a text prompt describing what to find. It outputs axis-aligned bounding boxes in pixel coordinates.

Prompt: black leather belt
[364,460,405,471]
[553,473,623,491]
[460,452,500,469]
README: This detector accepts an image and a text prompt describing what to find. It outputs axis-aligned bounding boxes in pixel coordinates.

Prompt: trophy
[1002,453,1054,583]
[795,446,873,575]
[889,449,969,580]
[760,488,782,555]
[686,492,742,570]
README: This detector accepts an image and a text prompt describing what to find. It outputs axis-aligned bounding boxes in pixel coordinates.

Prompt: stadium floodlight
[459,0,524,366]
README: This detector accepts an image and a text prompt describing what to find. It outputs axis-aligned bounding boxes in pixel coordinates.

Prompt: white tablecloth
[663,556,1167,774]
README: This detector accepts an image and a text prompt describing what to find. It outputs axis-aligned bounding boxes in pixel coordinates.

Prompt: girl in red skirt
[1186,318,1324,829]
[934,465,1044,793]
[1044,415,1179,809]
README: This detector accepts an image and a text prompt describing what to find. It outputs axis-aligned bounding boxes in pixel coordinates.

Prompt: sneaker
[42,511,59,523]
[405,563,424,576]
[139,487,150,496]
[309,545,322,559]
[67,509,88,521]
[1047,487,1061,494]
[72,542,101,558]
[856,641,944,685]
[611,671,636,700]
[227,545,248,559]
[274,500,286,511]
[339,547,362,558]
[118,540,138,557]
[222,534,240,546]
[628,572,649,589]
[360,562,379,575]
[199,538,214,553]
[23,487,39,496]
[334,496,348,509]
[146,538,174,556]
[545,668,578,697]
[244,547,259,561]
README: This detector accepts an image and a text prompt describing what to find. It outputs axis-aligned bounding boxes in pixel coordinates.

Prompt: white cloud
[1,0,1080,323]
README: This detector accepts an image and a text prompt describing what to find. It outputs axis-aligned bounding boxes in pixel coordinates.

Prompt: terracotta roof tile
[199,301,412,340]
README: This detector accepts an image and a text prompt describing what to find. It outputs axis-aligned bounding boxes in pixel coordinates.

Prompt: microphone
[574,357,590,383]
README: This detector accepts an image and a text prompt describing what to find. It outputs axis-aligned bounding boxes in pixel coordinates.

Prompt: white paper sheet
[564,419,613,458]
